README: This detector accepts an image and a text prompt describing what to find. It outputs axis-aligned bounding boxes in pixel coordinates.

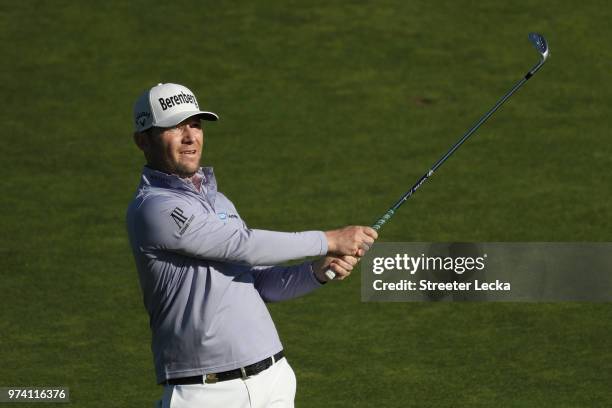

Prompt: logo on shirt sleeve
[170,207,195,235]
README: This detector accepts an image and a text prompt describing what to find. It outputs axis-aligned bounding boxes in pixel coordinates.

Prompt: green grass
[1,0,612,406]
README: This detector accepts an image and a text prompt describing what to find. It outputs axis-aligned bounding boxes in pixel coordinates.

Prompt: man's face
[141,117,204,178]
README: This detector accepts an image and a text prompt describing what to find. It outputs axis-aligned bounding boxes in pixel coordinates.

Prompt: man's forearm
[251,262,323,302]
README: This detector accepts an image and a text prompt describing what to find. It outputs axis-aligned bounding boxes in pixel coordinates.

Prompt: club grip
[324,212,390,281]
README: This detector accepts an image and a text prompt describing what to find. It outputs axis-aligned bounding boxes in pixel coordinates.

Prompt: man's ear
[133,131,149,152]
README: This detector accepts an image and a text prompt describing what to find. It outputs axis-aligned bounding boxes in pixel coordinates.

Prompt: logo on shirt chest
[218,211,239,222]
[171,207,195,235]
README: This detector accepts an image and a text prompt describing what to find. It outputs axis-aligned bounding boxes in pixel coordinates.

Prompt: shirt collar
[141,166,218,200]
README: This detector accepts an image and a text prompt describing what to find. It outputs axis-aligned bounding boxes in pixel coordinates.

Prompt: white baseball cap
[133,83,218,132]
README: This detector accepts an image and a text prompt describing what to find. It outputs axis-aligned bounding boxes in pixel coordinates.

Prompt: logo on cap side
[135,111,151,128]
[158,91,199,111]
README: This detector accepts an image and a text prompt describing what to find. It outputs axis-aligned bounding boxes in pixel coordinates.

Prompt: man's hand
[325,226,377,257]
[313,255,360,282]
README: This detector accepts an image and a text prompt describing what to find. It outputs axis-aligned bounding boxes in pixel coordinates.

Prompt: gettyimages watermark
[362,243,612,302]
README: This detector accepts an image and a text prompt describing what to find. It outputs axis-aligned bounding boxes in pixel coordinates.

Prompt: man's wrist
[323,231,334,254]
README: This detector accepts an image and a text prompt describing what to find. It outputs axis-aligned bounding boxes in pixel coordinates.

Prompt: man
[126,83,377,408]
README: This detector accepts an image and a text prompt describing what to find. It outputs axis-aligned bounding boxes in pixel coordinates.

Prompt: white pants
[157,358,297,408]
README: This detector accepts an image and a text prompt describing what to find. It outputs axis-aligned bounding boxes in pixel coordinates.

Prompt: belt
[165,350,285,385]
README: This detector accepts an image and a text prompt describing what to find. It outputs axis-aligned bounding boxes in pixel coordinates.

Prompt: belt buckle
[205,373,218,384]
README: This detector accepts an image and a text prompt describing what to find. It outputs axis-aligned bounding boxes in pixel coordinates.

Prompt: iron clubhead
[528,32,549,61]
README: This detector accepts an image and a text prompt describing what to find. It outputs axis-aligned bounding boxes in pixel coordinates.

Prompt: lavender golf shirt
[126,167,327,383]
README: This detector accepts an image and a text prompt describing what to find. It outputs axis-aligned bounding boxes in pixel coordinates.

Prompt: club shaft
[372,62,542,231]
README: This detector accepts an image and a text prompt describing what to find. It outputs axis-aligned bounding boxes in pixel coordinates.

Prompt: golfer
[126,83,377,408]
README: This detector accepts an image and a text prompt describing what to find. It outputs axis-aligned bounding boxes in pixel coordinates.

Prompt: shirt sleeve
[251,262,323,302]
[133,194,328,265]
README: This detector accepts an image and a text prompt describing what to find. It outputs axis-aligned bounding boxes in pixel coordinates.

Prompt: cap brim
[155,110,219,128]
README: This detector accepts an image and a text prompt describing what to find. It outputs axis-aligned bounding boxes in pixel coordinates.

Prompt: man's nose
[182,126,198,143]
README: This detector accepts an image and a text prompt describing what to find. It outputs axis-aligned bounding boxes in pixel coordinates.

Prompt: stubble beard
[173,152,202,178]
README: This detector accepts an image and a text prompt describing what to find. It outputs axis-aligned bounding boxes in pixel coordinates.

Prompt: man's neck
[145,164,203,191]
[190,173,203,192]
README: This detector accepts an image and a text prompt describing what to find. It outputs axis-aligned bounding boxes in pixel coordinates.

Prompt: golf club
[325,32,550,280]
